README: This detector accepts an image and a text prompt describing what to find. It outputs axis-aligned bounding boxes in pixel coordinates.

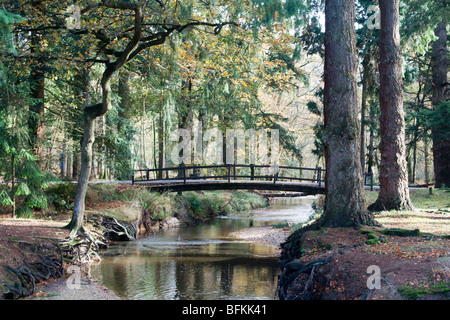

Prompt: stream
[89,196,315,300]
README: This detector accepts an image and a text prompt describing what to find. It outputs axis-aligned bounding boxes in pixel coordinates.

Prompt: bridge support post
[317,167,322,187]
[370,171,374,191]
[250,164,254,180]
[227,164,231,183]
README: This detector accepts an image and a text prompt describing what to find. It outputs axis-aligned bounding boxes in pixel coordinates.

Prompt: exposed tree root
[59,231,106,266]
[1,215,136,299]
[2,244,64,299]
[276,256,333,300]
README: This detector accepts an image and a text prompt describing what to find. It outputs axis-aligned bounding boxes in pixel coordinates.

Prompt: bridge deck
[134,179,325,194]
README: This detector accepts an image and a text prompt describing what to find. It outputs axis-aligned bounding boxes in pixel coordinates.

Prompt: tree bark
[431,20,449,188]
[158,110,164,179]
[65,114,96,235]
[424,135,429,186]
[118,70,131,131]
[367,100,377,176]
[360,54,370,173]
[318,0,376,228]
[29,1,46,168]
[369,0,412,211]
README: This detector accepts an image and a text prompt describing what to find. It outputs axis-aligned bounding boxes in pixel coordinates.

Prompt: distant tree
[431,21,449,188]
[0,9,49,218]
[369,0,413,211]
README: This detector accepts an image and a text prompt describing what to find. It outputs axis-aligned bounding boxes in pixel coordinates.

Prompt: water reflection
[90,196,314,300]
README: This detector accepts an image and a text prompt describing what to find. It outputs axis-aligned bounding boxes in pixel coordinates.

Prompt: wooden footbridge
[131,164,374,195]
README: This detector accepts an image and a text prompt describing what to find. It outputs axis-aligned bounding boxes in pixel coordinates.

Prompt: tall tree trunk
[318,0,376,228]
[65,115,95,234]
[11,154,15,218]
[367,102,376,175]
[158,110,164,179]
[118,70,131,132]
[411,121,418,184]
[424,135,429,186]
[360,54,370,173]
[89,118,97,180]
[72,68,90,180]
[117,70,133,178]
[29,1,46,168]
[431,20,449,188]
[369,0,412,211]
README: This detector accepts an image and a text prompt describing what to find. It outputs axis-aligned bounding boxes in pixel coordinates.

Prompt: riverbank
[25,271,120,300]
[278,189,450,300]
[0,217,122,300]
[0,185,269,299]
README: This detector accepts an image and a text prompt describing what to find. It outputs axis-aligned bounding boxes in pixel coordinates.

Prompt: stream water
[89,196,315,300]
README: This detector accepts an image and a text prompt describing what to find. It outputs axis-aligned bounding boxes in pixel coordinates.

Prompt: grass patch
[364,188,450,210]
[409,188,450,209]
[273,221,290,228]
[398,282,450,300]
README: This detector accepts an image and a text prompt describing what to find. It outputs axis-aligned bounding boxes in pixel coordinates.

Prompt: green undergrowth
[42,183,268,224]
[179,190,268,220]
[398,282,450,300]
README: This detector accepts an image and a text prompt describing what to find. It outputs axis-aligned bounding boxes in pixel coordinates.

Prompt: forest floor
[279,226,449,300]
[278,189,450,300]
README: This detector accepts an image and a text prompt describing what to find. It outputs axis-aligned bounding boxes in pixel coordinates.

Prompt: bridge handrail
[132,164,327,186]
[131,164,374,190]
[133,164,320,172]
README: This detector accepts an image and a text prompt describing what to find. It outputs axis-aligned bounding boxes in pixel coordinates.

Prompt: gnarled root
[2,244,64,299]
[59,230,107,266]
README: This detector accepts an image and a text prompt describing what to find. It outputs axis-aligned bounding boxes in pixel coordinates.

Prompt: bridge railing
[132,164,326,185]
[132,164,374,190]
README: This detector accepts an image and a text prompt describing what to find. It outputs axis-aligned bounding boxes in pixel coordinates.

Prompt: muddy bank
[26,271,120,300]
[277,227,450,300]
[0,216,130,300]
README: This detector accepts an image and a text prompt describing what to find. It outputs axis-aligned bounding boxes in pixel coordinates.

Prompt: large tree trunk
[317,0,376,228]
[369,0,412,211]
[431,20,449,188]
[65,114,96,235]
